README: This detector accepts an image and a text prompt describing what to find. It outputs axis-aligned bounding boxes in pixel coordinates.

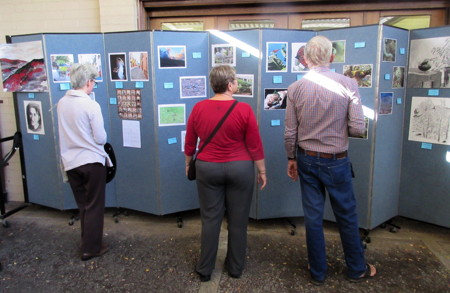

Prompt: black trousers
[67,163,106,254]
[195,160,255,277]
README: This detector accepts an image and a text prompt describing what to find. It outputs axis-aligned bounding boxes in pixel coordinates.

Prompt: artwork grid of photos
[234,74,254,98]
[332,40,346,63]
[266,42,288,72]
[0,40,48,92]
[78,53,103,82]
[129,51,149,81]
[383,38,397,62]
[109,53,127,81]
[408,96,450,146]
[158,104,186,127]
[180,76,207,99]
[212,44,236,67]
[264,88,288,110]
[408,36,450,88]
[291,42,307,72]
[379,92,394,115]
[392,66,406,88]
[51,54,74,83]
[24,100,45,135]
[158,45,186,69]
[343,64,373,88]
[117,89,142,120]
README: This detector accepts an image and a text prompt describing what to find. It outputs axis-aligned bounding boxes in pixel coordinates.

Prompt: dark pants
[195,160,254,277]
[296,149,366,281]
[67,163,106,254]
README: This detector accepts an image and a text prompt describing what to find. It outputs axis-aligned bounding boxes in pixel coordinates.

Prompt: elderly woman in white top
[57,63,112,261]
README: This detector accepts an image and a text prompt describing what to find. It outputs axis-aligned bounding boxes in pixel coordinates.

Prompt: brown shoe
[81,245,109,261]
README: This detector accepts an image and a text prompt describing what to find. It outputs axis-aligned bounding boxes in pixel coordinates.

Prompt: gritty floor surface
[1,204,449,293]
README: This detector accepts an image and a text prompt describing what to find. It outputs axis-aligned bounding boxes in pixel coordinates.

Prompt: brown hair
[209,65,236,93]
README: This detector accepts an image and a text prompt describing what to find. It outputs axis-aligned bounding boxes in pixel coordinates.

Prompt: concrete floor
[1,203,449,293]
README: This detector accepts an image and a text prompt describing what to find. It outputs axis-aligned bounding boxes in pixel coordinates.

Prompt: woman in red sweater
[185,65,266,282]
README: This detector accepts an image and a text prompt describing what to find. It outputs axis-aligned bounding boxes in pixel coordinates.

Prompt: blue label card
[168,137,177,144]
[428,89,439,96]
[164,82,174,89]
[59,83,70,90]
[384,74,391,80]
[28,93,35,99]
[115,82,123,89]
[109,97,117,105]
[273,76,282,84]
[297,74,305,81]
[241,51,250,58]
[396,98,402,104]
[330,68,336,72]
[354,42,366,48]
[192,52,202,59]
[271,120,281,126]
[33,134,40,140]
[421,142,432,150]
[399,48,406,55]
[135,81,144,88]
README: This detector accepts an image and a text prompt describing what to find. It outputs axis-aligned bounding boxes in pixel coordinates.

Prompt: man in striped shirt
[284,35,376,285]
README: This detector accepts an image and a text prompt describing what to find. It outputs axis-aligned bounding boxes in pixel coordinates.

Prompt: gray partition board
[104,31,157,214]
[399,26,450,228]
[152,31,209,215]
[319,25,379,229]
[254,29,316,219]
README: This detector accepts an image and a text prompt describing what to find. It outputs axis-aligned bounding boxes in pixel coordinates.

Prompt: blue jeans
[296,149,366,281]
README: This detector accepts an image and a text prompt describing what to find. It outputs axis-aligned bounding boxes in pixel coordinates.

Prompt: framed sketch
[158,45,186,69]
[180,76,207,98]
[129,51,149,81]
[234,74,254,98]
[291,42,308,72]
[78,53,103,82]
[109,53,127,81]
[212,44,236,67]
[158,104,186,127]
[24,100,45,135]
[266,42,287,72]
[51,54,74,83]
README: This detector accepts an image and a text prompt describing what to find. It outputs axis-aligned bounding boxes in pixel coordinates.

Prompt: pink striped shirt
[284,66,365,158]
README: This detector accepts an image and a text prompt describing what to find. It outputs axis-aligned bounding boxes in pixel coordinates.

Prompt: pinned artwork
[343,64,373,88]
[0,41,48,92]
[212,44,236,67]
[129,51,149,81]
[109,53,127,81]
[24,100,45,135]
[158,46,186,69]
[180,76,207,98]
[266,42,287,72]
[117,89,142,120]
[234,74,254,98]
[51,54,74,83]
[291,42,307,72]
[264,88,287,110]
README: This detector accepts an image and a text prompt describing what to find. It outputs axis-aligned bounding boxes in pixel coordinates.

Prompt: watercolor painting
[0,41,48,92]
[408,96,450,145]
[78,53,103,82]
[158,46,186,69]
[266,42,287,72]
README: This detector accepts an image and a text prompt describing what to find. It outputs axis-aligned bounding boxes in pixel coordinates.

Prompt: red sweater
[185,100,264,162]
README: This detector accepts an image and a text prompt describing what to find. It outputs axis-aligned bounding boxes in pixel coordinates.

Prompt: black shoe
[310,277,325,286]
[195,270,211,282]
[81,245,109,261]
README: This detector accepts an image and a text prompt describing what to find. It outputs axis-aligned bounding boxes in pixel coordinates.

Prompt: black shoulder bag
[187,100,238,181]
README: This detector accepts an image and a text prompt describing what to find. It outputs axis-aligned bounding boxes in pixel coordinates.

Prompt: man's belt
[299,147,347,159]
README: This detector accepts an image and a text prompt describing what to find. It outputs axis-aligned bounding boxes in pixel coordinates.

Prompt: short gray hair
[304,36,333,67]
[70,63,98,89]
[209,65,236,93]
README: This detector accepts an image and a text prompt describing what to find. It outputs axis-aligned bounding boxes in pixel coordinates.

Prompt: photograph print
[392,66,405,88]
[78,53,103,82]
[332,40,346,63]
[234,74,254,98]
[24,100,45,135]
[266,42,287,72]
[291,42,307,72]
[264,88,288,110]
[343,64,373,88]
[212,44,236,67]
[0,40,48,92]
[379,92,393,115]
[180,76,207,99]
[158,46,186,69]
[51,54,74,83]
[129,51,149,81]
[383,38,397,62]
[109,53,127,81]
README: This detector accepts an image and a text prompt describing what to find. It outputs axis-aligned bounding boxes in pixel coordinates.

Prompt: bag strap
[195,100,238,157]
